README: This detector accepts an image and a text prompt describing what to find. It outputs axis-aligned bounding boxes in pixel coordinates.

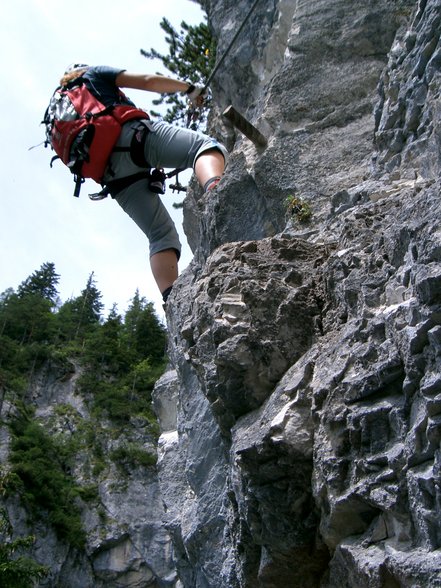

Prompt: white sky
[0,0,205,319]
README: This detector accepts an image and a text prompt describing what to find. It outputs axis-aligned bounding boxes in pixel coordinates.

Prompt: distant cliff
[156,0,441,586]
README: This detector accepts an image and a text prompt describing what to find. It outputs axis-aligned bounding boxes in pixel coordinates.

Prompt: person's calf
[150,249,179,294]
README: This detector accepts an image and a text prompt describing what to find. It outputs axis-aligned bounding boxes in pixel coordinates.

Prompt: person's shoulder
[85,65,126,80]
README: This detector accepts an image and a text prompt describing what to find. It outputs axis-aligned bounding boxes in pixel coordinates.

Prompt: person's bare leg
[194,148,225,190]
[150,249,178,298]
[152,151,224,302]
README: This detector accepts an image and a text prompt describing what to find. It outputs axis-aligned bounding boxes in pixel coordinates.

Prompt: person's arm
[115,71,206,107]
[115,72,190,94]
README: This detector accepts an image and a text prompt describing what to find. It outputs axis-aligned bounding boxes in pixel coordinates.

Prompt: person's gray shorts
[104,120,228,259]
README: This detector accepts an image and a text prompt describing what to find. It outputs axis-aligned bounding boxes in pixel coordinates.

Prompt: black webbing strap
[73,175,84,197]
[130,124,150,167]
[91,171,151,200]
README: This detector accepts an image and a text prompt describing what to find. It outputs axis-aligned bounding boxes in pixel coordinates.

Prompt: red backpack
[44,78,148,196]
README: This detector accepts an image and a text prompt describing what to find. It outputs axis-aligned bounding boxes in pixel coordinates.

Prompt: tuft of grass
[284,195,312,223]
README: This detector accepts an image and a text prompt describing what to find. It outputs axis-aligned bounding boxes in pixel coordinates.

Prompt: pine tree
[56,273,104,342]
[124,290,166,363]
[81,304,129,375]
[123,289,144,351]
[0,263,58,345]
[17,262,59,307]
[77,272,104,329]
[140,18,216,128]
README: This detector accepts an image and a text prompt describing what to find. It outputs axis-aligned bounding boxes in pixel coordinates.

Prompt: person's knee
[193,140,228,170]
[194,144,227,187]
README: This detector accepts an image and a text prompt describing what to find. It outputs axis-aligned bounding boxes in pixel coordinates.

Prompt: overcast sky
[0,0,204,319]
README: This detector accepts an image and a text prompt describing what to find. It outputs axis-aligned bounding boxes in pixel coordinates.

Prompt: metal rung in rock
[222,105,267,148]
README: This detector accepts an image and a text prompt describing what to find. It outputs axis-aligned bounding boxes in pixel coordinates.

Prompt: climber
[52,64,228,304]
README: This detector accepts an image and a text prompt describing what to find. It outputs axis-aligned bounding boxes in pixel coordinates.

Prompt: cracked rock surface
[5,0,440,586]
[156,0,441,586]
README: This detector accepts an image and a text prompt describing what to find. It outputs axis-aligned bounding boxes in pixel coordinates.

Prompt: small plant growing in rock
[284,195,312,223]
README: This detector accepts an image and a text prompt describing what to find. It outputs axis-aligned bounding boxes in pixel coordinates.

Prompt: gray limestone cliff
[154,0,441,586]
[0,357,178,587]
[2,1,440,586]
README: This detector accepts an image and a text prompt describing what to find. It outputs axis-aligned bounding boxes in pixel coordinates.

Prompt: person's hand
[186,84,208,107]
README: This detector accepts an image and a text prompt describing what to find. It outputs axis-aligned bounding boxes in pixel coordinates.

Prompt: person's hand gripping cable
[184,84,209,127]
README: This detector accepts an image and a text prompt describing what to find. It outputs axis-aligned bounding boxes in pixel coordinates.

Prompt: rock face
[0,359,178,587]
[154,0,441,586]
[3,1,440,586]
